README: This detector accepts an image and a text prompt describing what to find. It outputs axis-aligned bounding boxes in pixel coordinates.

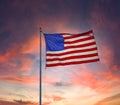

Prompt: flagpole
[40,27,42,105]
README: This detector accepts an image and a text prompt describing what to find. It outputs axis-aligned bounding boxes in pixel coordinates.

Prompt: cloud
[18,57,34,71]
[0,99,38,105]
[68,62,120,93]
[0,75,38,84]
[95,93,120,105]
[42,102,51,105]
[0,100,16,105]
[0,33,39,61]
[68,65,115,92]
[70,70,99,90]
[112,64,120,71]
[0,35,39,73]
[53,82,71,87]
[43,95,65,105]
[0,1,120,105]
[0,44,19,63]
[20,35,39,54]
[14,99,38,105]
[0,56,38,84]
[52,96,64,101]
[0,33,39,83]
[90,0,120,67]
[99,44,113,68]
[42,76,60,85]
[100,71,120,84]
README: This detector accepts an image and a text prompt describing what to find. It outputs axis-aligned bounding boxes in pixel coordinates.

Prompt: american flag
[44,30,99,67]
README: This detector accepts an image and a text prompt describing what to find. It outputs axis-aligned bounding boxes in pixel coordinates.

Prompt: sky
[0,0,120,105]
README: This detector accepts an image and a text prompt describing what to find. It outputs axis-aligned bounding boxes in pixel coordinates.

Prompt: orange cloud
[52,96,64,101]
[43,95,65,105]
[0,44,19,63]
[20,35,39,54]
[42,102,51,105]
[44,95,64,101]
[0,100,39,105]
[0,75,39,84]
[19,57,33,71]
[0,34,39,63]
[14,99,39,105]
[0,34,40,81]
[95,93,120,105]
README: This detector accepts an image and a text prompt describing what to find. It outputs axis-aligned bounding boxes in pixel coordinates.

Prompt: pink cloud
[42,75,60,85]
[99,44,114,68]
[112,64,119,71]
[35,11,81,34]
[68,63,120,93]
[91,1,119,32]
[68,66,113,93]
[100,71,120,83]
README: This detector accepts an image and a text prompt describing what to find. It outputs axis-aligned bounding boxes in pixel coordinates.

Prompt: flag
[44,30,99,67]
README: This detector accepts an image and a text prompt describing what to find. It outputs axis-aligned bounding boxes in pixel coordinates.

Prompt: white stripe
[47,50,98,59]
[47,45,97,54]
[62,33,93,38]
[63,35,92,41]
[64,39,95,47]
[47,56,99,64]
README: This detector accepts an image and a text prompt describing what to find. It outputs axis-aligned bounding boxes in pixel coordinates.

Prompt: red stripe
[64,36,95,44]
[47,53,98,61]
[63,30,93,39]
[46,58,99,67]
[65,42,96,49]
[47,47,98,56]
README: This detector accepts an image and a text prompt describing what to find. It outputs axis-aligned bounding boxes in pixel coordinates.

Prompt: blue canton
[44,34,64,51]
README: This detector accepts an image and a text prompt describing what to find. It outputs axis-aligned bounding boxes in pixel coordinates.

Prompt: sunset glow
[0,0,120,105]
